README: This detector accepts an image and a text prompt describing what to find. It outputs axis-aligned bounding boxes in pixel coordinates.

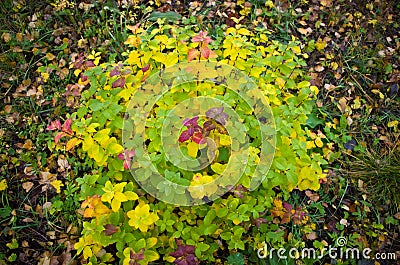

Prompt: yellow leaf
[310,85,319,95]
[50,180,64,193]
[237,28,252,36]
[83,246,93,259]
[306,141,315,149]
[164,53,179,67]
[315,38,327,51]
[188,173,218,199]
[152,52,166,63]
[165,256,176,263]
[233,219,241,225]
[219,134,231,146]
[330,62,339,70]
[125,191,139,201]
[107,142,124,155]
[86,123,100,133]
[74,68,82,76]
[127,202,159,232]
[211,163,227,174]
[371,89,384,99]
[0,179,8,191]
[93,128,111,143]
[46,53,56,61]
[187,141,198,158]
[291,45,301,54]
[276,77,285,89]
[315,137,323,148]
[126,51,142,66]
[387,120,399,127]
[92,145,105,163]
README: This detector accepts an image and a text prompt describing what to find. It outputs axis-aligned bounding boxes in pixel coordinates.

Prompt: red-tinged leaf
[141,72,150,83]
[292,208,307,225]
[188,48,200,62]
[66,138,82,151]
[255,218,267,228]
[104,224,118,236]
[112,77,126,88]
[200,46,211,59]
[281,211,292,224]
[85,61,95,68]
[179,130,191,142]
[192,31,212,44]
[283,202,293,212]
[183,116,199,126]
[110,66,121,77]
[142,64,150,72]
[192,132,204,144]
[62,118,73,134]
[55,132,68,143]
[123,160,130,170]
[80,74,88,82]
[47,120,61,131]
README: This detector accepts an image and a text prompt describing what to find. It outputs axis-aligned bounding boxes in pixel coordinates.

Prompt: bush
[61,21,327,264]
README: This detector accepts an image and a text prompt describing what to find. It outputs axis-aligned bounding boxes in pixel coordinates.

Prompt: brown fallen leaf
[22,217,34,223]
[298,27,313,35]
[320,0,332,7]
[338,97,347,113]
[315,65,325,72]
[22,181,34,192]
[2,32,11,42]
[394,212,400,220]
[306,231,318,240]
[305,190,320,202]
[23,139,33,150]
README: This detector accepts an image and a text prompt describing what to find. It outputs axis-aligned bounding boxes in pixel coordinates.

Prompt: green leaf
[204,209,216,226]
[273,156,288,171]
[216,207,229,218]
[148,11,182,22]
[88,99,103,112]
[204,224,218,235]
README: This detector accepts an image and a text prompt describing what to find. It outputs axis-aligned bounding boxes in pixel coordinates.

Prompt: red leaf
[80,73,88,82]
[200,46,211,59]
[123,160,130,170]
[110,66,121,77]
[192,132,204,144]
[47,120,61,131]
[192,31,212,44]
[104,224,118,236]
[62,118,73,134]
[141,64,150,72]
[283,202,293,212]
[179,130,191,142]
[55,132,68,143]
[85,61,95,68]
[112,77,126,88]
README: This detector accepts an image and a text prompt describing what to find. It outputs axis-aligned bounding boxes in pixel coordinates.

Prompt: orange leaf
[188,48,200,61]
[66,138,82,151]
